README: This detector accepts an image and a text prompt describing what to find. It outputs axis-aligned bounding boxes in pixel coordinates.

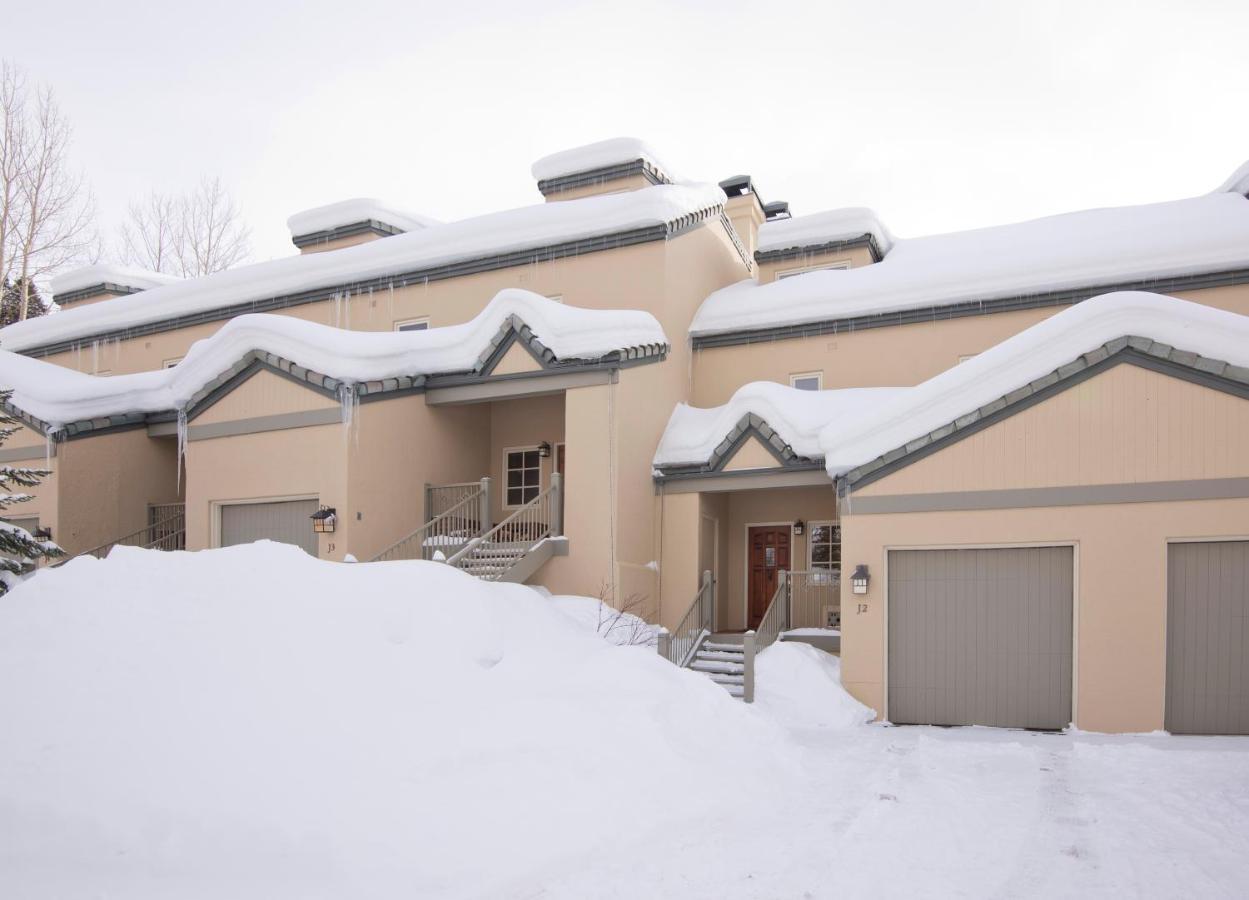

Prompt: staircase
[690,637,747,699]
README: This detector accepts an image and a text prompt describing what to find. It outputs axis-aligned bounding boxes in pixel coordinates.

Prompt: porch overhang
[654,465,831,494]
[425,367,617,405]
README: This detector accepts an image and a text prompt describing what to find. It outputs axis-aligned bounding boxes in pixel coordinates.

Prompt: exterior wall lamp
[851,564,870,594]
[537,441,552,458]
[310,506,337,534]
[792,519,805,536]
[33,526,52,542]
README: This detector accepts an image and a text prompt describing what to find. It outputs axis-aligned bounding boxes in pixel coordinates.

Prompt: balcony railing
[55,506,186,566]
[371,478,491,563]
[445,473,561,579]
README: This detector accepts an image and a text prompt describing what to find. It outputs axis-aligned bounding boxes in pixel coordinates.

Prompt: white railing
[425,481,487,526]
[446,473,561,579]
[789,569,840,630]
[372,479,489,563]
[55,507,186,566]
[657,570,714,666]
[755,571,791,652]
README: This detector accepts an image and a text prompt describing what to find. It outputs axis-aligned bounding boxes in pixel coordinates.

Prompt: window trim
[394,316,430,332]
[502,444,544,509]
[807,519,842,574]
[162,357,183,369]
[789,371,823,391]
[776,260,851,280]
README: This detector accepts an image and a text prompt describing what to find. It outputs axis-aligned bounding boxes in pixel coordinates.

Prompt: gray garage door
[888,547,1073,730]
[1166,541,1249,735]
[220,499,319,556]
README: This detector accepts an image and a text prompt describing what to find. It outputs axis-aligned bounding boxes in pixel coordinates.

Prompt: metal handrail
[658,570,714,666]
[446,473,561,577]
[54,511,186,567]
[371,485,485,563]
[755,570,790,652]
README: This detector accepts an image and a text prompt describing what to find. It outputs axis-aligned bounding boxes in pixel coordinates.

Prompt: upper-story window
[504,447,542,507]
[395,317,430,332]
[777,261,851,280]
[163,357,183,369]
[790,372,823,391]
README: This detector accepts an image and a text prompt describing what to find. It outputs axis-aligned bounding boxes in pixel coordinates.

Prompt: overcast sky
[7,0,1249,263]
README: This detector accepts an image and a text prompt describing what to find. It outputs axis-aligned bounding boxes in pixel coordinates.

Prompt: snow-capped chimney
[286,199,440,254]
[50,265,180,309]
[531,138,675,202]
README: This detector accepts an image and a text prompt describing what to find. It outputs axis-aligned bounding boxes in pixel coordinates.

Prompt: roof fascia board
[291,219,405,249]
[54,283,145,305]
[537,159,669,196]
[656,466,831,494]
[754,234,884,265]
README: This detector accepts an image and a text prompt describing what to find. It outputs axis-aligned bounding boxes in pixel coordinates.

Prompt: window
[504,447,542,507]
[790,372,823,391]
[777,261,851,280]
[958,354,977,364]
[545,294,564,304]
[808,521,841,573]
[395,317,430,332]
[163,357,183,369]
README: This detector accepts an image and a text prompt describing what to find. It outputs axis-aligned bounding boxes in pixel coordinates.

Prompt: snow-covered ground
[1,544,1247,898]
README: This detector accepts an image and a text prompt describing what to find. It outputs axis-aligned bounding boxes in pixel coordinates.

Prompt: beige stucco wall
[756,244,875,284]
[489,393,565,525]
[55,430,181,556]
[194,368,340,424]
[690,282,1249,406]
[3,424,57,541]
[839,362,1249,733]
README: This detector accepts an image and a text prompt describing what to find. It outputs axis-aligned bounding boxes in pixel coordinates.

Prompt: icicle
[44,427,60,468]
[337,382,359,437]
[175,409,188,492]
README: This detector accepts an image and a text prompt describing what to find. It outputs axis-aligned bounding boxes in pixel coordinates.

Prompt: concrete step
[708,672,744,686]
[695,649,744,663]
[690,659,744,675]
[703,641,745,653]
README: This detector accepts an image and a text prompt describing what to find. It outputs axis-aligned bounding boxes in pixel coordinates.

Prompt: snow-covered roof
[287,198,441,239]
[0,290,667,430]
[824,291,1249,481]
[1217,158,1249,196]
[756,208,894,258]
[531,138,676,185]
[691,191,1249,338]
[0,183,723,355]
[653,381,906,469]
[50,264,180,300]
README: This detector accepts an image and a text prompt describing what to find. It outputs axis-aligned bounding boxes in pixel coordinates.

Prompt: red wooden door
[748,526,790,629]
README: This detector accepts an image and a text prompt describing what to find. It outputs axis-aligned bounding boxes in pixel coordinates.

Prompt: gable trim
[841,338,1249,494]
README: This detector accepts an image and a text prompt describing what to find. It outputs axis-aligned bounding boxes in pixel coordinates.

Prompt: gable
[488,340,545,377]
[855,362,1249,498]
[194,367,339,426]
[722,435,785,472]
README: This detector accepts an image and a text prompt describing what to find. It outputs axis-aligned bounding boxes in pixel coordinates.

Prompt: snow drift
[0,543,795,898]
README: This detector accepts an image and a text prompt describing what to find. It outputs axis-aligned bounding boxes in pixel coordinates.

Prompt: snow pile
[531,137,676,183]
[692,190,1249,336]
[757,207,894,257]
[1216,157,1249,195]
[0,290,667,427]
[653,380,906,467]
[754,642,876,730]
[547,592,659,646]
[287,198,441,237]
[823,291,1249,476]
[0,182,723,353]
[50,264,180,298]
[0,542,792,897]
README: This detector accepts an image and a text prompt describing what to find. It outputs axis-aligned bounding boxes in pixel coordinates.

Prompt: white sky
[7,0,1249,263]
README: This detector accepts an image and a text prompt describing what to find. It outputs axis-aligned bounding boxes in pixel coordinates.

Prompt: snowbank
[0,182,722,353]
[1216,157,1249,195]
[0,290,667,428]
[822,291,1249,476]
[50,264,180,298]
[653,381,906,467]
[754,641,875,729]
[546,592,659,646]
[531,137,676,183]
[287,198,441,237]
[692,190,1249,336]
[757,207,894,257]
[0,542,790,897]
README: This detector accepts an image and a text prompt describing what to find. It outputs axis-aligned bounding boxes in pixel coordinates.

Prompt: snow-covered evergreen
[0,391,60,590]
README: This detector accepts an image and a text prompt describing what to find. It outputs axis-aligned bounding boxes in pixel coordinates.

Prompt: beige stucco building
[4,139,1248,734]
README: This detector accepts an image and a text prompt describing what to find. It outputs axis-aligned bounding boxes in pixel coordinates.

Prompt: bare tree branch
[118,176,250,277]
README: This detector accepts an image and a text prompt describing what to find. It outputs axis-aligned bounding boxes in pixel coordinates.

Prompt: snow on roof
[756,208,894,257]
[286,198,441,238]
[822,291,1249,479]
[50,264,180,299]
[1217,158,1249,196]
[531,137,676,183]
[653,381,906,468]
[691,191,1249,337]
[0,290,667,429]
[0,182,722,354]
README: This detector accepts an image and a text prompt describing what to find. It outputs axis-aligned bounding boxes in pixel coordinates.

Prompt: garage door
[888,547,1073,730]
[220,499,319,556]
[1166,541,1249,735]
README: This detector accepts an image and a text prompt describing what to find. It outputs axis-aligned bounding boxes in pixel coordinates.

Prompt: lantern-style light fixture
[792,519,805,536]
[310,506,337,534]
[851,564,871,595]
[32,526,52,542]
[537,441,552,458]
